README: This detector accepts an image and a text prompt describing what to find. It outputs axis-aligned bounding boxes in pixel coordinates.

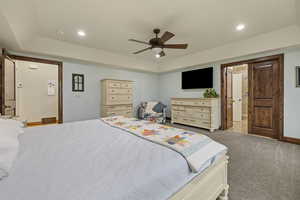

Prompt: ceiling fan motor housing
[149,38,163,47]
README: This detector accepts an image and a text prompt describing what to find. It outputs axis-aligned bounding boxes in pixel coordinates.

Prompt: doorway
[0,49,63,124]
[225,64,248,134]
[221,54,284,140]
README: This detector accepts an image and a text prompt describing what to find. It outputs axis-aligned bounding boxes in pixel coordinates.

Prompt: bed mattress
[0,119,226,200]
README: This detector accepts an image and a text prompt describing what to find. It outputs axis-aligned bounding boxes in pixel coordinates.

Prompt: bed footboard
[170,155,229,200]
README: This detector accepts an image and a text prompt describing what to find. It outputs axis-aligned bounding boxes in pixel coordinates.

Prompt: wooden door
[249,60,281,139]
[226,68,233,128]
[232,73,243,121]
[0,53,16,116]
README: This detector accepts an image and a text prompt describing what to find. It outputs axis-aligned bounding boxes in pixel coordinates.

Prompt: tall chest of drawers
[171,98,220,132]
[101,79,133,117]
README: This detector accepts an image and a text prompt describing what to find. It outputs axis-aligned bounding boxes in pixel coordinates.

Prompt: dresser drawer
[172,110,184,116]
[192,100,211,107]
[120,95,132,102]
[104,105,132,112]
[172,105,185,111]
[172,100,211,107]
[185,107,210,113]
[108,88,132,94]
[108,81,121,88]
[121,88,132,94]
[172,100,186,105]
[107,95,118,102]
[192,112,211,120]
[106,95,132,105]
[105,109,132,117]
[185,108,210,118]
[197,121,211,128]
[197,107,210,113]
[173,109,210,120]
[182,118,211,128]
[121,82,133,89]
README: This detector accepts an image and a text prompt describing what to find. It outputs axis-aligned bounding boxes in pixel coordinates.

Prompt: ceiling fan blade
[128,39,150,45]
[160,31,175,43]
[163,44,188,49]
[133,47,152,54]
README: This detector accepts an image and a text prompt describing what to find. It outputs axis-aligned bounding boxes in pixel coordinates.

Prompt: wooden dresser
[171,98,220,132]
[101,79,133,117]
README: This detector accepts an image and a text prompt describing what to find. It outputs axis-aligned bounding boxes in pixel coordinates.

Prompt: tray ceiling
[0,0,299,72]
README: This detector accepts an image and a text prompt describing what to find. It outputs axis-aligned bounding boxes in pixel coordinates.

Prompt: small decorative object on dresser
[171,98,220,132]
[296,66,300,88]
[203,88,219,98]
[101,79,133,117]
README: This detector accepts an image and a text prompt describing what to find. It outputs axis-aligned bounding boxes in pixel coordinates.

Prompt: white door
[232,73,242,122]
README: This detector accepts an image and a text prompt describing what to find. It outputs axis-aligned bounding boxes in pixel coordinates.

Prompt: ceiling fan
[129,29,188,58]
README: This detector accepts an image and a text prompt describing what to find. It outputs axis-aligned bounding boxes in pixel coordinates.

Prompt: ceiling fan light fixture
[152,47,162,54]
[155,54,160,58]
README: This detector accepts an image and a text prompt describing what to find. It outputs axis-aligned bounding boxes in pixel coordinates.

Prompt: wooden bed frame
[170,155,229,200]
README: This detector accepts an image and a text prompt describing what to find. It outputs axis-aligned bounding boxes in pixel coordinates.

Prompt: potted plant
[203,88,219,98]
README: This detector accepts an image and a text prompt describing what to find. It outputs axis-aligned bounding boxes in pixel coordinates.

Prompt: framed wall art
[72,74,84,92]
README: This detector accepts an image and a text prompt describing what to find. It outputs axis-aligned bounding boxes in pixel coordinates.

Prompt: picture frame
[72,74,84,92]
[296,66,300,88]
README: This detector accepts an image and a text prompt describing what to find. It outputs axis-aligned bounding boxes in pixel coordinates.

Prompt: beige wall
[15,60,58,122]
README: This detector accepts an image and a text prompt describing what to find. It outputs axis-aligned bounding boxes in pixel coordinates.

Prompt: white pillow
[0,119,23,180]
[145,101,158,114]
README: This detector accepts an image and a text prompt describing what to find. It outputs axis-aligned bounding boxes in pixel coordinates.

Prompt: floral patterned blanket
[101,116,227,173]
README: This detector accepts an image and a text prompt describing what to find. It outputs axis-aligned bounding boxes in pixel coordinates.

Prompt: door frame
[0,49,16,116]
[0,49,5,115]
[221,54,284,140]
[4,51,64,123]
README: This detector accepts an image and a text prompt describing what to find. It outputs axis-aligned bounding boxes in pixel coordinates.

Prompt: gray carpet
[169,123,300,200]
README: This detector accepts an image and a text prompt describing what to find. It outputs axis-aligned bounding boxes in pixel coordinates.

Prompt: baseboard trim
[27,120,58,127]
[27,121,43,126]
[282,136,300,145]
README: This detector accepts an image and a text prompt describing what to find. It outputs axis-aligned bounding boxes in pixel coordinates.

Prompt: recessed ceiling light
[155,54,160,58]
[236,24,245,31]
[77,30,86,37]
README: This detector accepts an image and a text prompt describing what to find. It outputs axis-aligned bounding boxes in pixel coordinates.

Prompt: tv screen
[182,67,213,89]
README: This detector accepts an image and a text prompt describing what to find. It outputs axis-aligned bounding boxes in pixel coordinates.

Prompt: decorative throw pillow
[153,102,166,113]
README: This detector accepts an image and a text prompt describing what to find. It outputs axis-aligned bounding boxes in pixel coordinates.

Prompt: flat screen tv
[182,67,213,89]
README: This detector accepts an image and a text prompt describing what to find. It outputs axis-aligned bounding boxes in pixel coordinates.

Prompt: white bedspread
[0,119,24,179]
[0,120,226,200]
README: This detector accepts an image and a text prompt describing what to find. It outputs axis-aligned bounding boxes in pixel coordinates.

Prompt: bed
[0,118,229,200]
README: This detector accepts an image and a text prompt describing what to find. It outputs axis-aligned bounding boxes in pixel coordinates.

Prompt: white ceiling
[0,0,299,72]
